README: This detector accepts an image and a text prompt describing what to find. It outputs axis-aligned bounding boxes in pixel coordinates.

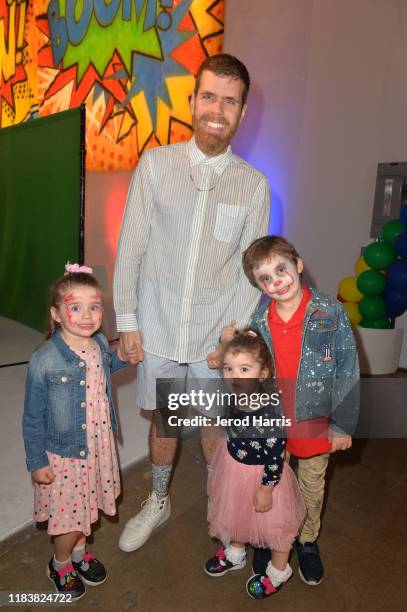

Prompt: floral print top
[226,402,285,487]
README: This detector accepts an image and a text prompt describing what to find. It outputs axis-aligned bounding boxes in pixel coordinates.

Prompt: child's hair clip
[65,262,93,275]
[244,330,257,337]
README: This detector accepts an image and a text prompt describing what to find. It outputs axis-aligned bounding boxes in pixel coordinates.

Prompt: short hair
[194,53,250,107]
[223,328,274,377]
[47,271,102,338]
[243,235,302,288]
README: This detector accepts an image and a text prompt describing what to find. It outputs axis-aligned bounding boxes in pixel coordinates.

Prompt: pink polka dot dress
[34,342,121,536]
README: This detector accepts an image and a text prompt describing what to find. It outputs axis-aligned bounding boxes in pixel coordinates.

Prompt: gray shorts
[135,351,223,417]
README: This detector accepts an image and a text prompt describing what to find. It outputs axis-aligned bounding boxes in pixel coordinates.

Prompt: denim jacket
[23,329,127,472]
[250,288,360,435]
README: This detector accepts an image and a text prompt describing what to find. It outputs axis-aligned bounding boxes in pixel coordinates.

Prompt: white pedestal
[353,327,404,375]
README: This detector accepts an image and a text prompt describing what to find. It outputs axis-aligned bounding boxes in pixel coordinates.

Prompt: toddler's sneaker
[294,540,324,585]
[246,573,289,599]
[72,551,107,585]
[46,559,86,600]
[246,561,292,599]
[119,492,171,552]
[204,547,246,577]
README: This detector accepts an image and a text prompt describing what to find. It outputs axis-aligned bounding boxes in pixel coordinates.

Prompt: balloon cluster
[337,204,407,328]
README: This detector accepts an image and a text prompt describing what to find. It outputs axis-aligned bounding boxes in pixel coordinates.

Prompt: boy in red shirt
[213,236,359,598]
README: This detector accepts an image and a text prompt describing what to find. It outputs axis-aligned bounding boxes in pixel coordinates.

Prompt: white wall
[224,0,407,365]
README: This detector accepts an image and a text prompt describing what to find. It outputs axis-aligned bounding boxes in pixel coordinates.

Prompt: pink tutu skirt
[208,439,306,552]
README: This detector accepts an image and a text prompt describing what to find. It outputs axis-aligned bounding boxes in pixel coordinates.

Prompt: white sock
[224,544,246,565]
[53,555,71,571]
[266,562,292,587]
[71,545,86,563]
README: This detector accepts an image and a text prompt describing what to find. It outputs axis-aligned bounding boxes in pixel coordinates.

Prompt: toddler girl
[205,330,305,599]
[23,264,127,600]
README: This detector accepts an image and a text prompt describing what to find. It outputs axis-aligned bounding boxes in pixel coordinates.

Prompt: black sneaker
[204,547,246,577]
[294,540,324,585]
[252,547,271,574]
[72,551,107,585]
[46,558,86,599]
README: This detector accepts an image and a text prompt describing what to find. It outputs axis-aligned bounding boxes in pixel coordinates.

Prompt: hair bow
[65,262,93,274]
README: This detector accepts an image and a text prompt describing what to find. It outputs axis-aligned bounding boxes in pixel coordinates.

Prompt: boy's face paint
[51,285,103,344]
[253,254,303,305]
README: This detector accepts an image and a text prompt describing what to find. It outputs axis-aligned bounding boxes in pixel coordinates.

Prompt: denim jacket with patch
[23,329,127,472]
[250,288,360,435]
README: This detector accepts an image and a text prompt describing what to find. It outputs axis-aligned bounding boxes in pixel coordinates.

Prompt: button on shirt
[268,285,331,457]
[114,137,270,362]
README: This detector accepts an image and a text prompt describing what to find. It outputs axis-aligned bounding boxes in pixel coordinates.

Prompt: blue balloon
[400,203,407,227]
[382,286,407,317]
[387,260,407,291]
[394,231,407,259]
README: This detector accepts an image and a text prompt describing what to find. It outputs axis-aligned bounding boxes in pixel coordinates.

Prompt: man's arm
[223,176,270,327]
[113,153,154,362]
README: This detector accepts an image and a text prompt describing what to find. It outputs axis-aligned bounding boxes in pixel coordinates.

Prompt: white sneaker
[118,492,171,552]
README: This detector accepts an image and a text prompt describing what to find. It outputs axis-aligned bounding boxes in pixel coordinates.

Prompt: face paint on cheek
[63,303,80,327]
[284,271,294,286]
[62,294,78,326]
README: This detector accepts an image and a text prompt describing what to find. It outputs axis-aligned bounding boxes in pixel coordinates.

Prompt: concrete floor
[1,436,406,612]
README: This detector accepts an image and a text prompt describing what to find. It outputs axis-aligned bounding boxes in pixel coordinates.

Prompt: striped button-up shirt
[113,137,270,363]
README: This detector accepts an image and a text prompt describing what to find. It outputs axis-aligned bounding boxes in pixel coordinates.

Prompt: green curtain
[0,108,83,332]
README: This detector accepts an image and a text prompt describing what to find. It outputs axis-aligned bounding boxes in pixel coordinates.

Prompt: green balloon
[363,242,396,270]
[356,269,386,296]
[359,296,386,320]
[381,219,406,246]
[359,317,391,329]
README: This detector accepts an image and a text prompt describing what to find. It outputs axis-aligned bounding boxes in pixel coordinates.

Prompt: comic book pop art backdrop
[0,0,224,171]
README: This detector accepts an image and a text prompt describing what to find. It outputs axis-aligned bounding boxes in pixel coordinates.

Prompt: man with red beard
[114,54,270,552]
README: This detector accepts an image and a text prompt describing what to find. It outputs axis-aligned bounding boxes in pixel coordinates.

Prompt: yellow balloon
[354,256,371,277]
[343,301,362,325]
[338,276,363,302]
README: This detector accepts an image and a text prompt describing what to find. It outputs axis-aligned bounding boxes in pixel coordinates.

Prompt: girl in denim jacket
[23,265,127,600]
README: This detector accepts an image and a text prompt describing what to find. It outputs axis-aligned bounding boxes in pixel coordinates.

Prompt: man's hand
[32,465,55,485]
[207,321,238,368]
[207,345,223,369]
[329,431,352,453]
[220,320,237,343]
[254,484,273,513]
[119,331,144,364]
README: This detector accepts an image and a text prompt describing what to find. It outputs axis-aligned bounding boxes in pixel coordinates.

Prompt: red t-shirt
[268,285,331,457]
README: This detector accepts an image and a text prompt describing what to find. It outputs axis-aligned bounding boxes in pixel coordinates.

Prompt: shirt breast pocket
[214,203,246,243]
[307,318,337,353]
[48,371,73,435]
